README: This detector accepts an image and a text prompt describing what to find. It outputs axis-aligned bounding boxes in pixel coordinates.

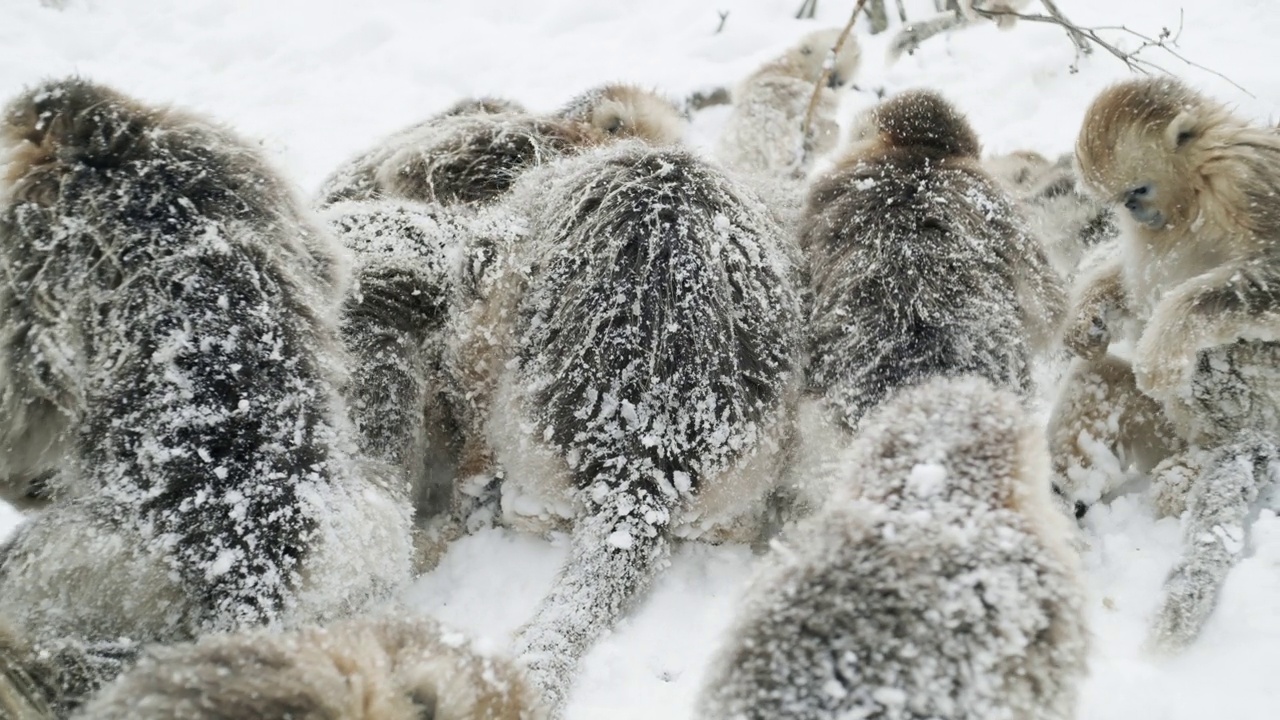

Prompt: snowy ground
[2,0,1279,717]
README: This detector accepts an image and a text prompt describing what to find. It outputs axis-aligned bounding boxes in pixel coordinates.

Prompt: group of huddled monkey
[0,21,1276,720]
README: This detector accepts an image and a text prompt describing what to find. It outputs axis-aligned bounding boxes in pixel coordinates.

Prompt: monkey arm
[1135,260,1280,399]
[1061,247,1129,359]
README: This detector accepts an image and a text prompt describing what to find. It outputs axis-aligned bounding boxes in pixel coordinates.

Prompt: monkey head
[849,89,981,159]
[1075,77,1240,233]
[790,28,862,89]
[559,84,685,146]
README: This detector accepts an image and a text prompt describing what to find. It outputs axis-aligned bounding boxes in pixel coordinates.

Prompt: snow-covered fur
[316,86,683,211]
[698,376,1089,720]
[316,111,596,209]
[1047,352,1184,511]
[799,90,1064,438]
[0,78,412,711]
[439,96,529,118]
[1054,77,1280,650]
[987,151,1118,277]
[71,613,545,720]
[323,198,527,568]
[715,27,861,178]
[1150,433,1278,653]
[555,83,685,146]
[326,199,460,511]
[453,142,800,714]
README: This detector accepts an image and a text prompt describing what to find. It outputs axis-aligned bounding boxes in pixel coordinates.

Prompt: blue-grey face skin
[1123,182,1165,228]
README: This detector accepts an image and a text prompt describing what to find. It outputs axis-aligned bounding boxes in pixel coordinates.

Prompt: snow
[2,0,1279,718]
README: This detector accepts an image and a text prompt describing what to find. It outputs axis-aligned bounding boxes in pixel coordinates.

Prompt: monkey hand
[1133,312,1198,400]
[1062,300,1112,360]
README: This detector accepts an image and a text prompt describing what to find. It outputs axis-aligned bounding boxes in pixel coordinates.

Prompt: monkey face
[586,90,684,146]
[1075,78,1217,234]
[1075,132,1179,231]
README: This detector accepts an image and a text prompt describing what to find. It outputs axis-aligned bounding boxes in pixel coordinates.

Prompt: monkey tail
[1149,432,1277,653]
[508,146,796,716]
[512,488,671,716]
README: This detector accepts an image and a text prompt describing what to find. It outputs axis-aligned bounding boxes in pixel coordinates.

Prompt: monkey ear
[1165,111,1198,150]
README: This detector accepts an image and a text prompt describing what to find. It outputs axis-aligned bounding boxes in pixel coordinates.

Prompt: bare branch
[866,0,890,35]
[715,10,730,34]
[970,6,1254,98]
[1040,0,1091,56]
[801,0,869,142]
[795,0,819,20]
[894,0,908,23]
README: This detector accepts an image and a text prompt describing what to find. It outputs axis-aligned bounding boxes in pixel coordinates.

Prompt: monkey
[697,375,1089,720]
[323,198,528,570]
[715,27,862,178]
[0,77,414,713]
[325,199,460,512]
[554,83,685,146]
[315,112,596,209]
[794,90,1065,500]
[983,148,1053,190]
[69,613,545,720]
[439,96,529,118]
[316,85,684,210]
[889,1,1035,60]
[985,151,1119,278]
[442,141,801,716]
[1053,76,1280,651]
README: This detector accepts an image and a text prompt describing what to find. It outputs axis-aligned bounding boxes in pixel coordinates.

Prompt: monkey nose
[1123,183,1153,210]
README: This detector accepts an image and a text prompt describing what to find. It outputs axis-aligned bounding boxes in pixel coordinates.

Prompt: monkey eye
[604,117,623,134]
[1175,129,1195,147]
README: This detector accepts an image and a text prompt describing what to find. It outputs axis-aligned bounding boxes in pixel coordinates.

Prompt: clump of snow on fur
[485,142,801,714]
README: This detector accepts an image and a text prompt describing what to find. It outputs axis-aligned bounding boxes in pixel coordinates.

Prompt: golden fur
[1053,77,1280,651]
[841,90,1064,356]
[846,88,983,160]
[715,28,860,177]
[747,27,862,88]
[984,149,1053,190]
[73,615,545,720]
[1068,76,1280,428]
[556,83,685,146]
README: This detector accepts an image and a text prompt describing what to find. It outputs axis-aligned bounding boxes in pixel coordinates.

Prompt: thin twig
[971,6,1254,97]
[1040,0,1091,56]
[801,0,868,140]
[894,0,908,23]
[795,0,819,20]
[715,10,730,34]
